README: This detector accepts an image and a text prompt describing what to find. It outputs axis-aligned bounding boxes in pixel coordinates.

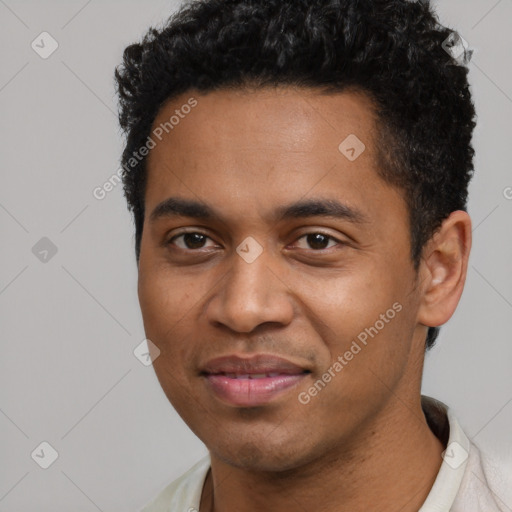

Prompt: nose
[206,246,295,333]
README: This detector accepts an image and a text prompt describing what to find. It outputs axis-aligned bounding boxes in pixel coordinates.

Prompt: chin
[208,430,323,474]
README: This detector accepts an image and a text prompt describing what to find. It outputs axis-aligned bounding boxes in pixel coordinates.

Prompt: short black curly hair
[114,0,476,350]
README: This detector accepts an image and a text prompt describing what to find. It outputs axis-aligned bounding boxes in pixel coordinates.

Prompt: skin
[138,86,472,511]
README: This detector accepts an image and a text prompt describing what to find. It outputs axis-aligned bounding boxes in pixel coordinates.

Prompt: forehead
[148,85,379,157]
[143,86,401,227]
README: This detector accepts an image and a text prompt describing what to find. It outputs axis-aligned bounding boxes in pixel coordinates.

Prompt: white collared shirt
[141,397,511,511]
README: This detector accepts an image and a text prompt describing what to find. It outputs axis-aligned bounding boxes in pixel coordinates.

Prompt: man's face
[138,87,426,472]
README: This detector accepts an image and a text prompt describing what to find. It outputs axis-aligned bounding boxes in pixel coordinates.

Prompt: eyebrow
[149,196,368,225]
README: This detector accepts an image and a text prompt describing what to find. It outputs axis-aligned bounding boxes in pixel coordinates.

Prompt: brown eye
[169,232,215,250]
[295,233,340,250]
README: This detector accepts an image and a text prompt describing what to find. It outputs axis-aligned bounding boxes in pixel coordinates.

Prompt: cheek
[296,266,396,340]
[137,268,203,409]
[137,266,197,371]
[138,261,195,328]
[299,263,415,379]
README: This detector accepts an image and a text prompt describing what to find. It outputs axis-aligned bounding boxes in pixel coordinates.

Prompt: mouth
[200,354,311,407]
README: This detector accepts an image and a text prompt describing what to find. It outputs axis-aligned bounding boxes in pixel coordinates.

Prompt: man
[114,0,509,510]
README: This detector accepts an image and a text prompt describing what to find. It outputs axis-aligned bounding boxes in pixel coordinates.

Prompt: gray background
[1,0,511,510]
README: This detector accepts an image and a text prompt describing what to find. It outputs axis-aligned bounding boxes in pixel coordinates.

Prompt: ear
[416,210,472,328]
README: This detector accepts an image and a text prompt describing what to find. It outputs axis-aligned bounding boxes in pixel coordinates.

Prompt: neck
[200,394,444,512]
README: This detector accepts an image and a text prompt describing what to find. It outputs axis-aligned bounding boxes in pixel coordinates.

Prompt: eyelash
[167,231,344,251]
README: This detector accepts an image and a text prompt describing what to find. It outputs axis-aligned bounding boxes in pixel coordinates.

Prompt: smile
[200,354,311,407]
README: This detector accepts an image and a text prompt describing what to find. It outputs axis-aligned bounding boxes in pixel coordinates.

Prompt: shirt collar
[419,395,471,511]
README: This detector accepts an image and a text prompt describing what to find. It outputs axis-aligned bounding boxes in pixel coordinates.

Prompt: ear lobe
[417,210,472,328]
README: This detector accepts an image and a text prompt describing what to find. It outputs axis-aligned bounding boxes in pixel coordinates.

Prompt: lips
[200,354,310,407]
[220,372,283,379]
[201,354,309,376]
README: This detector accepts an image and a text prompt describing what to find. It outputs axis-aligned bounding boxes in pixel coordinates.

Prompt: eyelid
[292,231,345,250]
[167,230,218,249]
